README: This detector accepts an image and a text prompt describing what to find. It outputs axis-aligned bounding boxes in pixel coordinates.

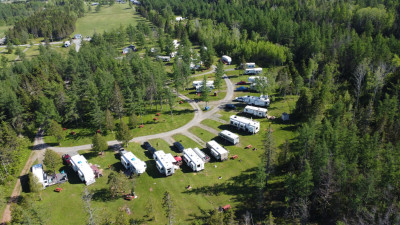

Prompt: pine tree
[116,121,132,147]
[201,76,210,107]
[162,191,175,225]
[48,120,66,145]
[111,82,125,120]
[214,61,224,97]
[128,112,138,128]
[105,110,115,133]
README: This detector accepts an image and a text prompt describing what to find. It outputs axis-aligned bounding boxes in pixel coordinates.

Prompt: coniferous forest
[0,0,400,224]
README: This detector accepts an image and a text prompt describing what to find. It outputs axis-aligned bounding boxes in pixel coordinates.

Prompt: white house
[230,115,260,134]
[235,95,270,107]
[70,155,96,185]
[121,151,147,176]
[153,150,175,176]
[218,130,239,145]
[244,105,268,118]
[221,55,232,65]
[183,148,204,172]
[206,141,228,161]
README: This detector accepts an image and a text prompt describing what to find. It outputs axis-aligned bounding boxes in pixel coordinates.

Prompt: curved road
[49,74,234,154]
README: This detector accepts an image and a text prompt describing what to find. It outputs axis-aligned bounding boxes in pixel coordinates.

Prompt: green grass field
[74,4,147,37]
[44,101,194,147]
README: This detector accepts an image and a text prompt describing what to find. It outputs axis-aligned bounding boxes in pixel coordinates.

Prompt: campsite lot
[44,101,194,147]
[74,4,147,37]
[32,95,298,224]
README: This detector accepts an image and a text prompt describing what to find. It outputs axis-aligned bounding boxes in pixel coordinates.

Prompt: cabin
[206,141,229,161]
[70,155,96,185]
[243,105,268,118]
[230,115,260,134]
[121,151,147,176]
[183,148,204,172]
[218,130,240,145]
[153,150,175,176]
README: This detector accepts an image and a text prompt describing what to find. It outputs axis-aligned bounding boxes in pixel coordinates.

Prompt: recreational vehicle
[218,130,240,145]
[121,151,147,176]
[157,56,171,62]
[230,115,260,134]
[64,41,71,47]
[235,95,270,107]
[246,63,256,68]
[244,105,268,117]
[153,150,175,176]
[70,154,96,185]
[244,68,263,75]
[183,148,205,172]
[192,80,214,88]
[206,141,229,161]
[221,55,232,65]
[31,164,68,189]
[192,147,210,163]
[173,39,180,49]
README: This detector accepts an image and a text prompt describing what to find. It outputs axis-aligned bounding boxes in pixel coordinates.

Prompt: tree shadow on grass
[81,151,98,161]
[92,188,113,202]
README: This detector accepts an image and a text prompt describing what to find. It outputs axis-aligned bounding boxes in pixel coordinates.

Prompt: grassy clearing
[44,102,194,147]
[189,126,215,143]
[172,134,202,149]
[74,4,147,37]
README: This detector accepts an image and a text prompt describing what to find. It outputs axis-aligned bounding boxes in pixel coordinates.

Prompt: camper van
[70,155,96,185]
[206,141,229,161]
[218,130,240,145]
[235,95,270,107]
[183,148,205,172]
[221,55,232,65]
[192,147,210,163]
[244,68,263,75]
[121,151,147,176]
[243,105,268,117]
[230,115,260,134]
[153,150,175,176]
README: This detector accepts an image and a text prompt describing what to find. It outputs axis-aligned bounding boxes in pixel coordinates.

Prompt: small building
[282,112,290,121]
[206,141,228,161]
[221,55,232,65]
[70,154,96,185]
[218,130,239,145]
[230,115,260,134]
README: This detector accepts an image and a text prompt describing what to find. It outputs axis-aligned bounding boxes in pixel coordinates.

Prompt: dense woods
[6,0,85,44]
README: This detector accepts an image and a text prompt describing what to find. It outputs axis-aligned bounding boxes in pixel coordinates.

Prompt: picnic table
[231,155,238,159]
[54,187,63,192]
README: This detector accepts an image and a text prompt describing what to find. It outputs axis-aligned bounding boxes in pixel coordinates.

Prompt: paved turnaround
[49,74,234,155]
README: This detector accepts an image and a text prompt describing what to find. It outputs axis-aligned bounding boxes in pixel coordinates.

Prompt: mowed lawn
[74,4,146,37]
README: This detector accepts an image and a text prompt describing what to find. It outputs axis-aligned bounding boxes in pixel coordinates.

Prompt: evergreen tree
[105,110,115,133]
[116,121,132,147]
[43,149,61,173]
[92,133,108,154]
[214,61,224,97]
[110,82,125,120]
[128,112,138,129]
[48,120,66,145]
[200,76,210,107]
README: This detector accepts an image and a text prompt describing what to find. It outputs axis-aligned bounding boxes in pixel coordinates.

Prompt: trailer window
[197,164,200,168]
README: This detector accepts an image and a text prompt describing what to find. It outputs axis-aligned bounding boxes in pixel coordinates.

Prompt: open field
[44,101,194,147]
[74,4,147,37]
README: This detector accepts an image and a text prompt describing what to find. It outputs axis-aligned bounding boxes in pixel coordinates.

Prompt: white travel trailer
[183,148,205,172]
[173,39,180,49]
[64,41,71,47]
[218,130,240,145]
[31,164,47,188]
[235,95,270,107]
[230,115,260,134]
[244,105,268,118]
[192,80,214,88]
[206,141,229,161]
[246,63,256,68]
[121,151,147,176]
[157,56,171,62]
[221,55,232,65]
[153,150,175,176]
[70,154,96,185]
[192,147,210,163]
[245,68,263,75]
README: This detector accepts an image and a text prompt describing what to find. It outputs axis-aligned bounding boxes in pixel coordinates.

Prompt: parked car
[236,81,247,85]
[143,141,151,150]
[173,142,184,153]
[62,154,71,165]
[236,86,249,91]
[225,104,236,110]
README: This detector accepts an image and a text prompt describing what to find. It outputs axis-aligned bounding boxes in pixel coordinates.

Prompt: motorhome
[244,105,268,118]
[192,147,210,163]
[218,130,240,145]
[244,68,263,75]
[235,95,270,107]
[230,115,260,134]
[70,154,96,185]
[153,150,175,176]
[246,63,256,68]
[121,151,147,176]
[157,56,171,62]
[221,55,232,65]
[183,148,205,172]
[206,141,228,161]
[192,80,214,88]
